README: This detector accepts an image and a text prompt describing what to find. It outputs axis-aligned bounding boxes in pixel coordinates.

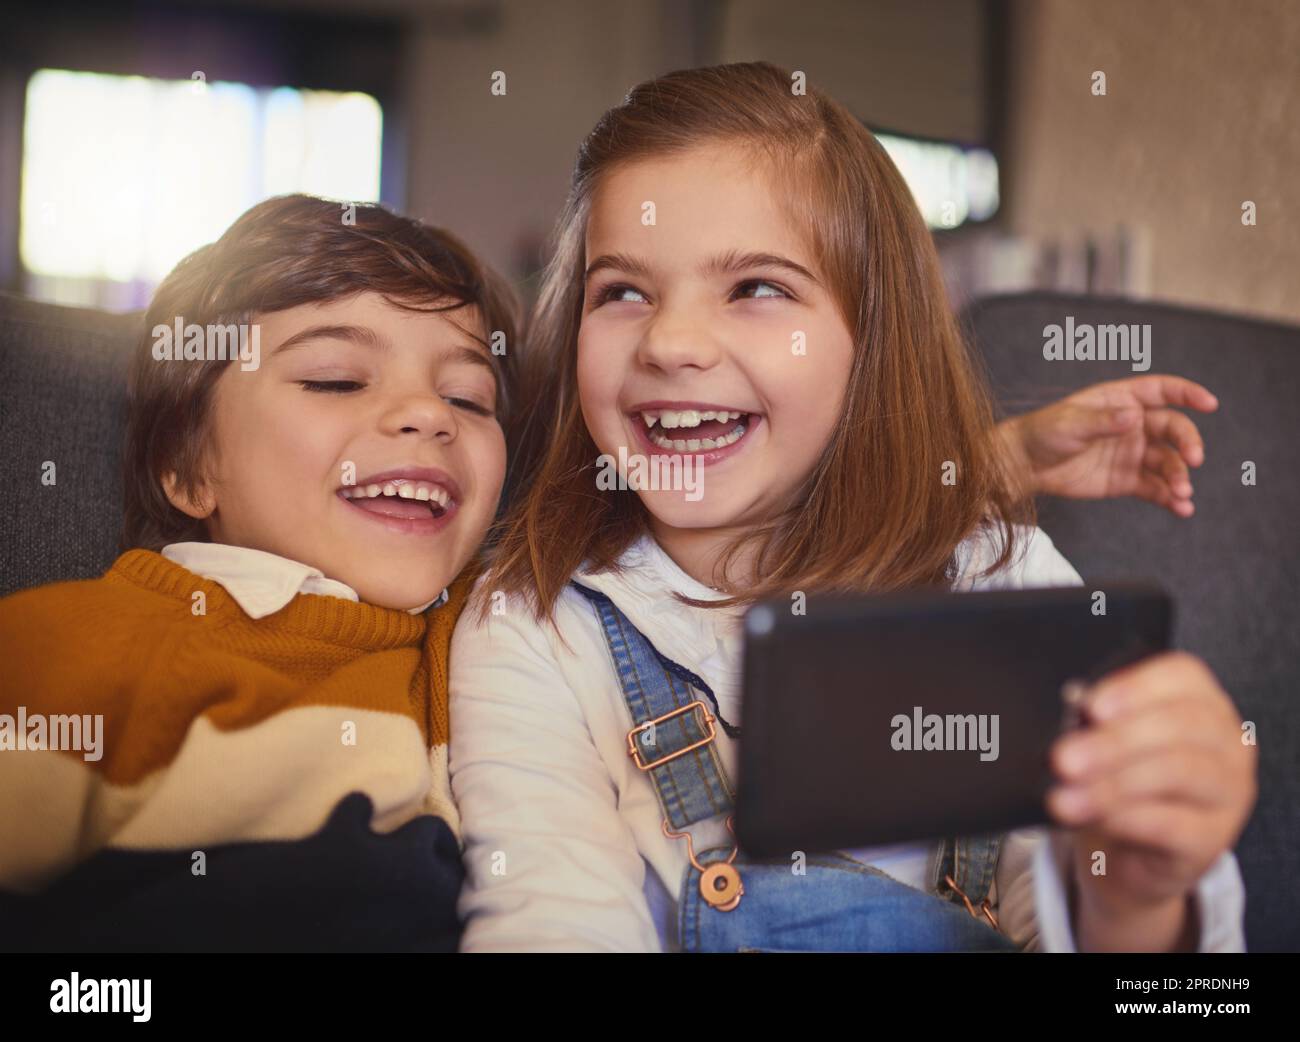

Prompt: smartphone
[734,584,1171,857]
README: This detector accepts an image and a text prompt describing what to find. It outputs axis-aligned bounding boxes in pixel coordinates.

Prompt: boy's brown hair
[122,194,519,551]
[490,61,1031,617]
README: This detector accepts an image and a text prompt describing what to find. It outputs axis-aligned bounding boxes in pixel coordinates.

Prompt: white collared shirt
[161,542,447,620]
[449,524,1246,952]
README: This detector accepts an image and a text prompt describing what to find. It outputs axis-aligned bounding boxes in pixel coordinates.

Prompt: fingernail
[1087,687,1119,720]
[1056,739,1089,775]
[1053,786,1092,818]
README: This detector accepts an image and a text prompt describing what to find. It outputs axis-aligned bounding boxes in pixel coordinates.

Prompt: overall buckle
[665,816,745,912]
[626,700,717,771]
[944,873,1001,932]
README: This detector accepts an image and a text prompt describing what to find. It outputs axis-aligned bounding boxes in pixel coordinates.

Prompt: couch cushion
[0,292,138,597]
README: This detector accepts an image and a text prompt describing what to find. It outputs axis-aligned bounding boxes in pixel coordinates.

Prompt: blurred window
[20,68,383,308]
[876,132,999,231]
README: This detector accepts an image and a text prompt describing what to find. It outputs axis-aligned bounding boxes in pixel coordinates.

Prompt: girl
[449,63,1255,952]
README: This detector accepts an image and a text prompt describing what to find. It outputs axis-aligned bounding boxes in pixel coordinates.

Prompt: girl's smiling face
[578,143,854,563]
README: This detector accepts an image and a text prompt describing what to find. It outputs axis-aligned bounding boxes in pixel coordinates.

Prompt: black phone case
[735,583,1171,857]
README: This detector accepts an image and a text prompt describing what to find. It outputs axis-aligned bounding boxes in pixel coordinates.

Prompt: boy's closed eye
[297,378,495,416]
[443,396,495,416]
[299,379,365,393]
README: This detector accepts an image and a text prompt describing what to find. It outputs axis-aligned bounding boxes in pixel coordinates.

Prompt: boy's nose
[380,394,459,441]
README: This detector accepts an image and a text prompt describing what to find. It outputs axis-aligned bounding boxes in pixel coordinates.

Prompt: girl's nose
[636,309,723,372]
[378,393,459,441]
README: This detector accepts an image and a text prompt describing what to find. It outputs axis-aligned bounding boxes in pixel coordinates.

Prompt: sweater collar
[161,542,447,620]
[110,550,428,649]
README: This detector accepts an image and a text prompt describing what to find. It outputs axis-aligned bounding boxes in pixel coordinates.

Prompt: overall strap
[570,582,735,831]
[933,833,1004,923]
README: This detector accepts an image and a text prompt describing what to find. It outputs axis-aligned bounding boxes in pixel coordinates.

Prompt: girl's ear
[162,471,216,520]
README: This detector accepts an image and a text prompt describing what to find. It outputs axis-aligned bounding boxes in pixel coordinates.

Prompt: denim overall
[573,583,1021,953]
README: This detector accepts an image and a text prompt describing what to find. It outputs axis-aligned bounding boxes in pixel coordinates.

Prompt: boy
[0,194,516,951]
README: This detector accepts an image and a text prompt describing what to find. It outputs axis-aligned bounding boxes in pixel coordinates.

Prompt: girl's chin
[639,491,749,531]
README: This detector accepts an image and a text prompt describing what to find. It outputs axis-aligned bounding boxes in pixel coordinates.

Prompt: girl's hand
[1047,652,1257,950]
[998,375,1218,517]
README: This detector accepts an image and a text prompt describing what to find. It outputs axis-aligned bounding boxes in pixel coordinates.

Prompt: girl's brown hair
[123,194,519,551]
[492,61,1029,617]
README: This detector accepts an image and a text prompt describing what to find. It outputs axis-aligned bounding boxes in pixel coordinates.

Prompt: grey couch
[965,292,1299,951]
[1,289,1296,950]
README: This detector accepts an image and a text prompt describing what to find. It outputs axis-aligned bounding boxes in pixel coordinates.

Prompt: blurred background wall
[0,0,1295,323]
[1002,0,1299,324]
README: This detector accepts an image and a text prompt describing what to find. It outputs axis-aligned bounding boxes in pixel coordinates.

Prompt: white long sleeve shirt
[449,525,1246,952]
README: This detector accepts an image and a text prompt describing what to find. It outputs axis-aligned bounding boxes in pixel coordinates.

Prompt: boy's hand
[998,376,1218,517]
[1047,652,1257,950]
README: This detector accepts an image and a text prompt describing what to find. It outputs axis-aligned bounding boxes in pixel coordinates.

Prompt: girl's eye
[300,380,364,393]
[593,283,648,307]
[732,279,790,301]
[444,396,494,417]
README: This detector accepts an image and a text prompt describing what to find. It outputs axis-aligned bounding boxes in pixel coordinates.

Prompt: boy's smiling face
[166,291,505,610]
[577,143,854,543]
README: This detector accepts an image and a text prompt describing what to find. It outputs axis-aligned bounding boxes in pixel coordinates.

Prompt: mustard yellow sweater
[0,550,473,952]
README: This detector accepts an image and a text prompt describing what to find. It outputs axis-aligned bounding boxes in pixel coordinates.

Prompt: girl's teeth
[647,420,748,452]
[643,409,744,430]
[366,484,382,497]
[415,487,431,502]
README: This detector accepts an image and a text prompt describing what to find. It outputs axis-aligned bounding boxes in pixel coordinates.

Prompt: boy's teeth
[343,481,453,506]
